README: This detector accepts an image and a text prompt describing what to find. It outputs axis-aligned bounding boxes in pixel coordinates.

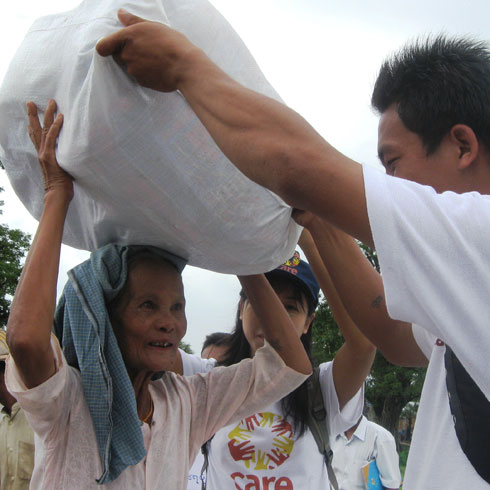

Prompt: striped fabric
[0,329,8,361]
[53,244,186,484]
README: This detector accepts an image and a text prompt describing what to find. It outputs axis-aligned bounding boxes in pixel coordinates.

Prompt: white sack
[0,0,301,274]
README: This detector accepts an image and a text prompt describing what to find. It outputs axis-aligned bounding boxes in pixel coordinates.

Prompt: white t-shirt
[363,165,490,489]
[332,415,401,490]
[205,360,363,490]
[6,337,308,490]
[179,349,216,377]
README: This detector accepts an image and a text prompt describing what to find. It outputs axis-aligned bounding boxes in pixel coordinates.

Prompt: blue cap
[266,251,320,308]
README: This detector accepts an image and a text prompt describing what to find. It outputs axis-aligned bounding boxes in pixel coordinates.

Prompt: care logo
[227,412,295,471]
[284,251,301,268]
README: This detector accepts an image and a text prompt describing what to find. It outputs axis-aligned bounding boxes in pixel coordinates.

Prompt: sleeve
[319,361,364,438]
[374,430,402,489]
[179,349,216,376]
[5,334,77,443]
[186,341,309,449]
[411,324,436,361]
[363,164,490,398]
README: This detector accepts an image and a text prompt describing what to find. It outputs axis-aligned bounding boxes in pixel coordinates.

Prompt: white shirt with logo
[205,360,363,490]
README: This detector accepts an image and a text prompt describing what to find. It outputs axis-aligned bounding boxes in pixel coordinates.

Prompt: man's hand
[96,9,201,93]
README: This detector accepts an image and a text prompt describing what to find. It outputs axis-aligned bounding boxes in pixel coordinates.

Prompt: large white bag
[0,0,300,274]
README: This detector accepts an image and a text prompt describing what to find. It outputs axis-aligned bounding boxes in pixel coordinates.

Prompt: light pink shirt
[6,337,307,489]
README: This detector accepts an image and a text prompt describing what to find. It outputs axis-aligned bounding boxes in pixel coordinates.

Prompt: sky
[1,0,490,353]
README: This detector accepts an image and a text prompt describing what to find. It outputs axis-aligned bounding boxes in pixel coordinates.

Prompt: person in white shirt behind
[332,415,401,490]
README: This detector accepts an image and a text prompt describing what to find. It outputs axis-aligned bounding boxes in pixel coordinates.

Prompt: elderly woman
[4,100,311,489]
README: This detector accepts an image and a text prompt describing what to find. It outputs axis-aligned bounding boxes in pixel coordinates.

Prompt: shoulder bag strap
[306,367,339,490]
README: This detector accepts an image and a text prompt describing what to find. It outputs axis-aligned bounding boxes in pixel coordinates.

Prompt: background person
[200,332,230,361]
[0,329,34,490]
[203,231,375,490]
[332,415,401,490]
[4,100,311,489]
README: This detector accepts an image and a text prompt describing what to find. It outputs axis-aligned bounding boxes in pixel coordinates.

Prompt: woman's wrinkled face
[113,259,187,379]
[241,281,313,356]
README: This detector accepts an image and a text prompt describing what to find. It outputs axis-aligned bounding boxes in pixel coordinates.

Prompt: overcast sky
[1,0,490,353]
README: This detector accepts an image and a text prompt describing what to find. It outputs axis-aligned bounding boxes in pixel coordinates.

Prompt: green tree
[0,187,31,327]
[365,354,425,449]
[178,341,193,354]
[311,243,426,449]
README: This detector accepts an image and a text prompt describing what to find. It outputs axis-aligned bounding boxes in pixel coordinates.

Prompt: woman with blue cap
[200,235,376,489]
[3,100,312,489]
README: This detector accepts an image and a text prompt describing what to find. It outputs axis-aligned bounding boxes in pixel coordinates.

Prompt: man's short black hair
[372,35,490,154]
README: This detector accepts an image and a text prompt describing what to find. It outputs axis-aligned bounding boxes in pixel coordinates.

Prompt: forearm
[238,275,312,374]
[177,51,372,245]
[7,191,70,387]
[96,14,373,244]
[299,229,374,354]
[299,228,375,408]
[306,218,425,366]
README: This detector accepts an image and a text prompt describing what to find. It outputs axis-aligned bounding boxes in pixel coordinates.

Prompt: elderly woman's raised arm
[7,100,73,389]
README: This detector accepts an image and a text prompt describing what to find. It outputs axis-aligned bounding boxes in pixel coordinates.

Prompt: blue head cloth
[53,244,186,484]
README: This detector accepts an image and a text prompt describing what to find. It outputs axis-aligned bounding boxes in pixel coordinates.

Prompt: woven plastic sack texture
[0,0,300,274]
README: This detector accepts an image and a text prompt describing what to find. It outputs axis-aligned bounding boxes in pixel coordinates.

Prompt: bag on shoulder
[445,345,490,483]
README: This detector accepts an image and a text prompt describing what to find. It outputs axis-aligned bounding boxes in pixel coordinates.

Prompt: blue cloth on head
[53,244,186,484]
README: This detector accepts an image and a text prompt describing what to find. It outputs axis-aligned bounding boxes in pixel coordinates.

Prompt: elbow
[348,341,377,363]
[295,357,313,376]
[304,359,313,376]
[6,319,45,363]
[362,342,377,357]
[379,347,414,367]
[7,326,32,361]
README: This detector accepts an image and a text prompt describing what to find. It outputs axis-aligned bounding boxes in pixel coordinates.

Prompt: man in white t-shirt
[332,416,401,490]
[97,18,490,488]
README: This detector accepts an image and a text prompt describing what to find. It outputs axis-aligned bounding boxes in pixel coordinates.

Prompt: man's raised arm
[96,9,372,246]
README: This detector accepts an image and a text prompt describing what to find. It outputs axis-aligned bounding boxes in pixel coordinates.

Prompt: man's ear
[303,312,315,334]
[450,124,479,169]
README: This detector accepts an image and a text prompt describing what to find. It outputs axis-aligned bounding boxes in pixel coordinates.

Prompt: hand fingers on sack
[118,8,146,26]
[96,29,126,58]
[96,10,150,57]
[26,101,42,150]
[41,99,57,144]
[291,208,307,225]
[43,114,64,156]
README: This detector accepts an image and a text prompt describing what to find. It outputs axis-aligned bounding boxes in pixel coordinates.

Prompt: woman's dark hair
[372,35,490,154]
[219,273,316,437]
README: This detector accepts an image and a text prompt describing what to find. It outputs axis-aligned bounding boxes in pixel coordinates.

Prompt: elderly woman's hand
[27,99,74,201]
